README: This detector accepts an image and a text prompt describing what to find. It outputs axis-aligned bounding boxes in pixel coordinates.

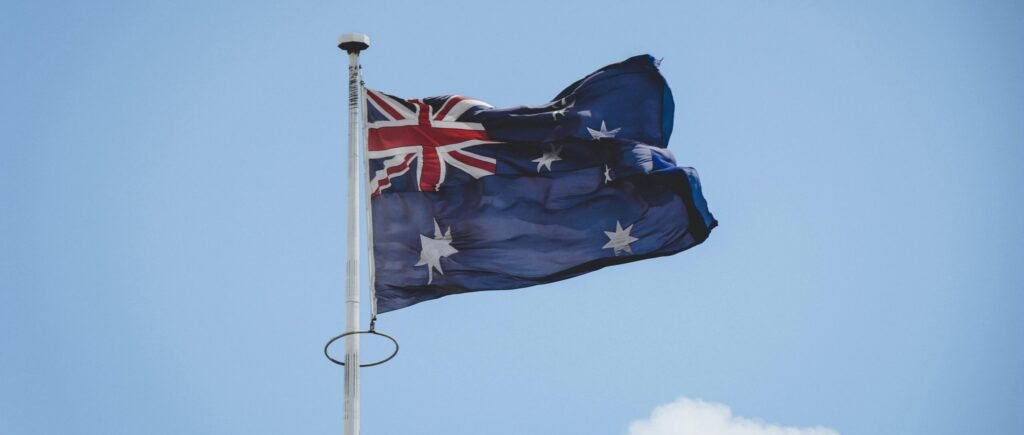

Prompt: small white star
[416,219,458,284]
[603,221,639,256]
[551,100,574,120]
[532,145,563,172]
[604,165,613,184]
[587,121,621,139]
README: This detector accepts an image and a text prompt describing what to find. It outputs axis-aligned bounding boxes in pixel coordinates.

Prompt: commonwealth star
[416,219,458,284]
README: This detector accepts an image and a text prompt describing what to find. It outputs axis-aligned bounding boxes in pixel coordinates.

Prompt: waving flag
[368,55,717,313]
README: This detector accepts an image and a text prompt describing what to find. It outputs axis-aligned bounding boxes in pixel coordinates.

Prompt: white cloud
[627,397,839,435]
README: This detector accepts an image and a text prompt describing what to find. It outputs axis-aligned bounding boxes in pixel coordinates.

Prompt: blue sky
[2,1,1022,434]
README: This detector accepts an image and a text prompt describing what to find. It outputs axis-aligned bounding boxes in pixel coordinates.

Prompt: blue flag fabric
[366,54,716,313]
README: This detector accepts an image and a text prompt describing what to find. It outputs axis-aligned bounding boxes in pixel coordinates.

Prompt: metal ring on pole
[324,330,399,367]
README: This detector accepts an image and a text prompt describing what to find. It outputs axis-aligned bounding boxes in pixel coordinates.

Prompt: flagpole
[338,32,369,435]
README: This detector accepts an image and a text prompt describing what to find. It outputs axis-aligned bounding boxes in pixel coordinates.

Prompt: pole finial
[338,33,370,54]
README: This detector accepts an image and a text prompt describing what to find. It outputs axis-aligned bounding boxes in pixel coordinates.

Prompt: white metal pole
[344,49,361,435]
[338,32,369,435]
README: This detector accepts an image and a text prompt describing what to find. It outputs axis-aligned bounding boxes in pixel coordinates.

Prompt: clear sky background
[2,1,1022,434]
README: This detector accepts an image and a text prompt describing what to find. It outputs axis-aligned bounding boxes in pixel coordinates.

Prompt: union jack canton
[365,90,498,195]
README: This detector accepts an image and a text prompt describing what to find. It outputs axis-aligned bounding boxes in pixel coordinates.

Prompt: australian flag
[366,54,717,313]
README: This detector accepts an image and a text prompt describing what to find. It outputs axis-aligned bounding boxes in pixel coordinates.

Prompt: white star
[604,164,613,184]
[532,145,563,172]
[416,219,458,284]
[602,220,639,256]
[551,100,574,120]
[587,121,621,139]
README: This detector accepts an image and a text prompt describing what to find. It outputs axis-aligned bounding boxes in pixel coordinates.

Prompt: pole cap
[338,33,370,53]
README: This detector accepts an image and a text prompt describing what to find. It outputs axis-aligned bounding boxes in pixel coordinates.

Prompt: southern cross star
[587,121,621,139]
[551,100,574,120]
[602,220,639,256]
[604,164,613,184]
[532,144,563,172]
[416,219,458,284]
